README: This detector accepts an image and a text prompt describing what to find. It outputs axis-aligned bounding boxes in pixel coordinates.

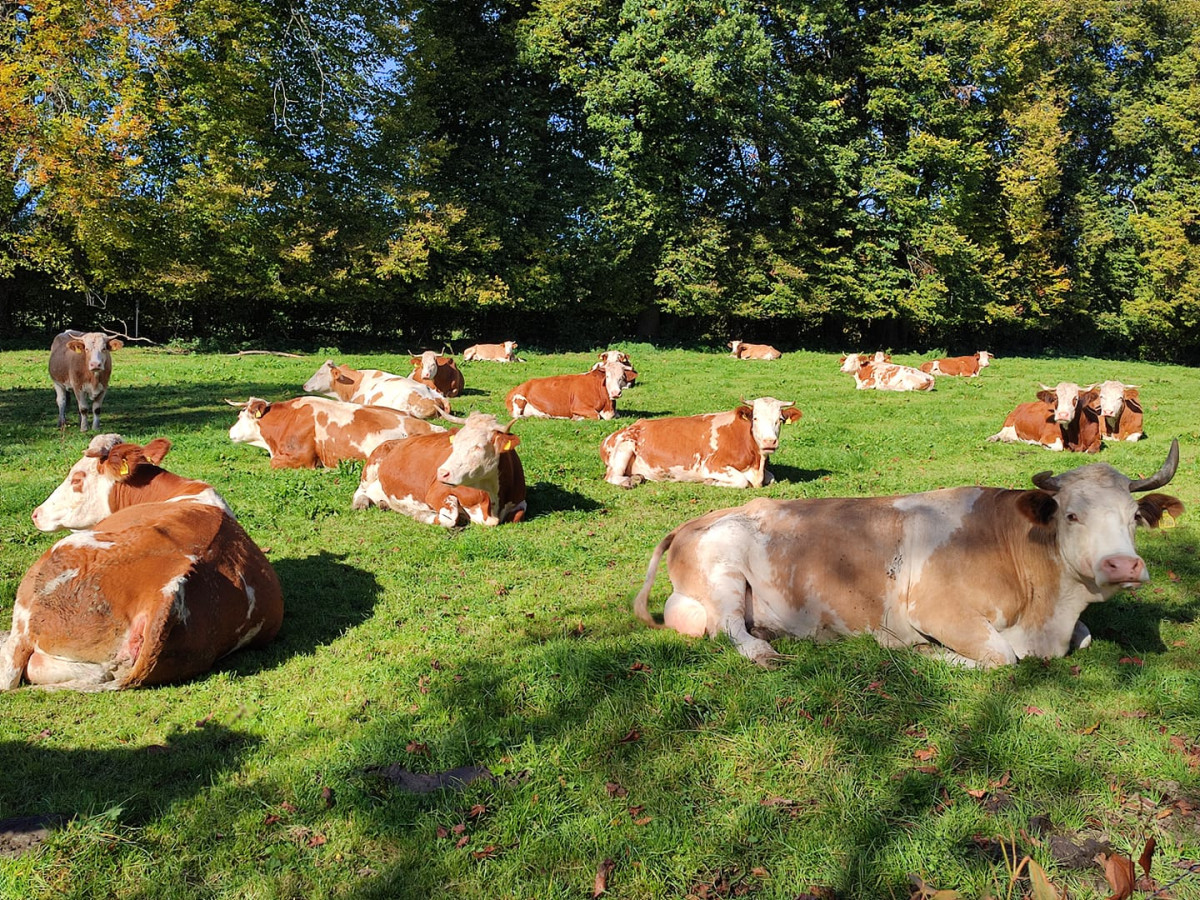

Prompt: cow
[32,434,229,532]
[1,500,283,691]
[849,361,935,392]
[591,350,638,385]
[1096,381,1144,442]
[3,438,282,691]
[49,330,123,431]
[600,398,802,489]
[987,385,1102,452]
[227,396,445,469]
[633,440,1182,668]
[506,359,630,420]
[352,412,526,527]
[920,351,994,376]
[839,352,891,373]
[463,341,520,362]
[728,341,781,360]
[302,360,449,419]
[410,351,465,398]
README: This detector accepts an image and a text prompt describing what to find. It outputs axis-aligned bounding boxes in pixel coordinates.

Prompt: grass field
[1,344,1198,899]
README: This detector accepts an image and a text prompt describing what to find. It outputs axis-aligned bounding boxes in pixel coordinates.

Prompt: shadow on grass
[770,464,832,484]
[0,723,257,824]
[217,552,382,677]
[526,481,603,517]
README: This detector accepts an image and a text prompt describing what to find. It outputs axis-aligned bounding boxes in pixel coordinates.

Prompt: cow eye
[1066,512,1080,523]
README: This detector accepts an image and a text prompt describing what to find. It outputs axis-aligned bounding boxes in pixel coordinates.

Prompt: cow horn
[435,406,468,425]
[1031,470,1059,492]
[223,399,248,408]
[1128,439,1179,493]
[1038,383,1052,391]
[503,418,518,433]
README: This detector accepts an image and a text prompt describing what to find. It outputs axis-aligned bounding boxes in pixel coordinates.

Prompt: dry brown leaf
[1080,722,1101,735]
[593,858,615,897]
[455,835,469,849]
[471,844,498,859]
[915,765,939,775]
[915,746,938,762]
[1024,706,1045,716]
[627,805,644,817]
[633,816,652,826]
[1097,851,1135,900]
[436,825,449,839]
[280,801,297,813]
[1138,837,1156,878]
[263,814,281,826]
[452,822,466,835]
[1118,657,1143,666]
[321,786,335,808]
[468,804,487,818]
[307,833,326,848]
[617,729,641,744]
[963,787,988,800]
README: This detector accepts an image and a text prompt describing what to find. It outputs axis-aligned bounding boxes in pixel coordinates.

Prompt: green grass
[1,345,1199,899]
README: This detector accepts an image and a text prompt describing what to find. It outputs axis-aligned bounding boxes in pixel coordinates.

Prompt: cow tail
[633,531,676,628]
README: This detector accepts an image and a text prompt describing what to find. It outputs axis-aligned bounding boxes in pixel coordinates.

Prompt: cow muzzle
[1098,554,1148,588]
[758,439,778,453]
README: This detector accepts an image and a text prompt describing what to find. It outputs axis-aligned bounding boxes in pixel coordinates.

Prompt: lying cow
[848,360,935,392]
[227,396,444,468]
[410,351,465,398]
[591,350,638,385]
[32,434,229,531]
[988,383,1101,452]
[920,351,993,376]
[506,359,630,420]
[3,438,282,691]
[303,360,448,419]
[463,341,520,362]
[1096,380,1144,442]
[49,330,123,431]
[839,352,891,373]
[728,340,781,360]
[633,441,1182,668]
[353,412,526,527]
[601,398,802,488]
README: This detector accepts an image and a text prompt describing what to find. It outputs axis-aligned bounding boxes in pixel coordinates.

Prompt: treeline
[2,1,1198,358]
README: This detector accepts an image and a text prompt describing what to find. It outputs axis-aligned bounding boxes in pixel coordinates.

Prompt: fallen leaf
[263,814,281,826]
[452,823,466,835]
[280,801,298,813]
[593,858,615,896]
[1024,706,1045,716]
[963,787,988,800]
[915,765,939,775]
[1026,857,1059,900]
[406,741,429,756]
[468,804,487,818]
[630,660,651,672]
[321,786,335,808]
[751,867,768,878]
[307,833,326,848]
[1098,851,1135,900]
[455,835,469,848]
[1118,657,1143,666]
[627,805,644,817]
[617,729,641,744]
[1139,837,1156,878]
[436,826,448,839]
[1080,722,1101,735]
[1070,665,1081,676]
[471,844,498,859]
[632,816,652,826]
[915,746,938,762]
[1169,570,1180,582]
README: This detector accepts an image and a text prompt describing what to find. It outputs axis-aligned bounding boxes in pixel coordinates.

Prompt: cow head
[504,340,518,359]
[1096,380,1136,420]
[67,333,122,374]
[226,398,272,450]
[737,397,802,454]
[729,340,744,358]
[435,413,520,488]
[32,434,171,531]
[600,359,629,400]
[303,360,337,394]
[977,351,993,368]
[599,350,630,366]
[412,351,440,381]
[1021,439,1183,594]
[839,354,866,373]
[1038,382,1092,425]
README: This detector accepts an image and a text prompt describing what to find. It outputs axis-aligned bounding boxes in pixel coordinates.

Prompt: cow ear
[107,339,123,351]
[494,431,521,453]
[105,445,146,480]
[1017,490,1058,525]
[735,405,753,420]
[1036,390,1055,403]
[142,438,172,464]
[410,357,420,366]
[1136,493,1184,529]
[783,407,802,423]
[1081,390,1100,408]
[68,340,85,353]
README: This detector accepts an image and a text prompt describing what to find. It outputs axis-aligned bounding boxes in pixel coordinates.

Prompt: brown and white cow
[302,360,449,419]
[849,361,935,392]
[634,441,1182,668]
[1096,380,1144,442]
[32,434,229,532]
[920,351,993,376]
[227,396,445,469]
[728,341,781,360]
[1,500,283,691]
[601,398,802,489]
[410,352,465,398]
[506,359,630,420]
[462,341,520,362]
[988,383,1099,452]
[353,412,526,527]
[49,330,123,431]
[839,352,891,373]
[591,350,638,385]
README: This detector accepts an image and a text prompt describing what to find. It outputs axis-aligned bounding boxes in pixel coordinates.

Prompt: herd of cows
[0,330,1183,690]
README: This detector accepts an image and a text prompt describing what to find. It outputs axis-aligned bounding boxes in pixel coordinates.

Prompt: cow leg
[53,383,69,428]
[89,388,104,431]
[708,573,785,667]
[0,630,32,691]
[910,609,1018,668]
[26,651,115,688]
[1069,620,1092,652]
[604,440,640,488]
[72,386,90,431]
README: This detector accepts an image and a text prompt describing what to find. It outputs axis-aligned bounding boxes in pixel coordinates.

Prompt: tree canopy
[3,0,1199,357]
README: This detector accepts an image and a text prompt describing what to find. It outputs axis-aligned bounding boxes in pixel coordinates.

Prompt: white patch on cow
[890,488,981,595]
[57,531,115,551]
[243,578,257,619]
[663,592,708,636]
[231,622,264,653]
[168,487,232,514]
[39,568,79,595]
[162,574,190,627]
[228,410,271,452]
[33,456,120,532]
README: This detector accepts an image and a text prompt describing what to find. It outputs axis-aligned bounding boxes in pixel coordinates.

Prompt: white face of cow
[749,397,801,453]
[504,341,517,358]
[302,361,336,394]
[436,413,519,487]
[1041,382,1083,425]
[32,433,125,531]
[417,351,439,380]
[228,399,271,450]
[68,333,121,374]
[1096,380,1131,419]
[601,359,628,399]
[839,354,861,373]
[977,351,993,368]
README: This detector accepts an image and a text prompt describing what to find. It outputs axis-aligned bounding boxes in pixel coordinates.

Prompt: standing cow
[601,398,802,488]
[353,412,526,527]
[410,351,465,398]
[49,330,123,431]
[3,436,282,691]
[633,441,1182,668]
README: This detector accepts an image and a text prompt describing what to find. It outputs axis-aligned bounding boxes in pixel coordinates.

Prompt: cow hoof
[623,475,645,489]
[351,493,371,510]
[1069,620,1092,652]
[740,638,785,668]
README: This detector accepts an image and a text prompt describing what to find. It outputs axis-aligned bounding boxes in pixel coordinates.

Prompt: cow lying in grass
[303,360,449,418]
[634,441,1182,668]
[2,435,282,691]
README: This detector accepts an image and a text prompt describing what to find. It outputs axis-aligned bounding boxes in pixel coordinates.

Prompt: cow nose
[436,467,451,482]
[1099,554,1147,585]
[31,508,39,525]
[760,440,778,452]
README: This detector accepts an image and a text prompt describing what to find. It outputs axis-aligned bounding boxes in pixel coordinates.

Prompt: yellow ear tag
[119,461,129,476]
[254,409,263,418]
[448,434,454,445]
[1161,510,1177,529]
[502,438,515,452]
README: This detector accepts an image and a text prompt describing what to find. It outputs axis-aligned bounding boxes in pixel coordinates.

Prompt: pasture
[1,344,1198,899]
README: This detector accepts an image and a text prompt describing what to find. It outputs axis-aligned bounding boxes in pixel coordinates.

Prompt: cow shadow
[769,464,832,484]
[1080,555,1200,654]
[216,552,382,676]
[526,481,603,518]
[613,407,671,419]
[0,723,257,829]
[456,388,489,398]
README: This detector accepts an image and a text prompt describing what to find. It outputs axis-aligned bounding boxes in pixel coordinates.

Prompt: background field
[1,345,1198,899]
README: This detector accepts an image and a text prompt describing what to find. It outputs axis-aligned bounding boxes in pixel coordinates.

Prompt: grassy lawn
[1,343,1198,899]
